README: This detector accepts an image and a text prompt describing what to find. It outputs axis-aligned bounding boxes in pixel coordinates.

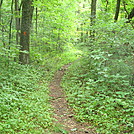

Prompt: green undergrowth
[31,46,82,79]
[33,48,82,73]
[0,49,80,134]
[62,52,134,134]
[0,62,53,133]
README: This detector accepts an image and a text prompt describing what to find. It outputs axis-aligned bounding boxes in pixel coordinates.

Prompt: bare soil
[49,64,97,134]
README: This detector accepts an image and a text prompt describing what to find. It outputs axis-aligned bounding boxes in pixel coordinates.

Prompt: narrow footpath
[49,64,97,134]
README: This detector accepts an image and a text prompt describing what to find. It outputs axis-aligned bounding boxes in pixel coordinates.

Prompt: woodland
[0,0,134,133]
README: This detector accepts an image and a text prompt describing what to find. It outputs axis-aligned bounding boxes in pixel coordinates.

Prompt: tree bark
[36,7,38,35]
[15,0,21,45]
[114,0,121,22]
[105,0,109,11]
[19,0,34,64]
[123,2,134,29]
[90,0,97,38]
[128,8,134,20]
[9,0,14,46]
[0,0,3,22]
[0,0,3,7]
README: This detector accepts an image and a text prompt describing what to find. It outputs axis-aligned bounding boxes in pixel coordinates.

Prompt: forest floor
[49,64,97,134]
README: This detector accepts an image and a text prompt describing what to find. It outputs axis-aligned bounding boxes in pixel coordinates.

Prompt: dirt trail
[49,64,97,134]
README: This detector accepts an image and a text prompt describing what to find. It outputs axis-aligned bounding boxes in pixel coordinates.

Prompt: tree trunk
[123,2,134,29]
[9,0,14,46]
[114,0,121,22]
[90,0,97,38]
[105,0,109,11]
[15,0,20,45]
[36,7,38,35]
[0,0,3,7]
[128,8,134,20]
[0,0,3,23]
[19,0,34,64]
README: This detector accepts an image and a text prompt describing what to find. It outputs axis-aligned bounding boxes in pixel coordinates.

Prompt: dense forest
[0,0,134,133]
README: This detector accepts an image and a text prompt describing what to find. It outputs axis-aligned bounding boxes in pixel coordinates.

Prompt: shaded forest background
[0,0,134,133]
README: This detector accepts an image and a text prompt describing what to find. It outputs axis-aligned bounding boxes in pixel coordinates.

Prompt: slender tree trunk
[80,23,84,42]
[128,8,134,20]
[123,1,129,16]
[0,0,3,7]
[127,8,134,29]
[123,1,134,29]
[0,0,6,67]
[90,0,97,38]
[105,0,108,11]
[19,0,34,64]
[15,0,20,45]
[0,0,4,44]
[0,0,3,22]
[14,0,21,62]
[9,0,14,46]
[36,7,38,35]
[114,0,121,22]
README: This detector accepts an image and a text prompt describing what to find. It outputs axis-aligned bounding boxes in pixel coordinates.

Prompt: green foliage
[31,0,77,55]
[62,18,134,133]
[52,123,68,134]
[62,55,133,133]
[0,63,53,133]
[1,0,134,133]
[0,48,79,133]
